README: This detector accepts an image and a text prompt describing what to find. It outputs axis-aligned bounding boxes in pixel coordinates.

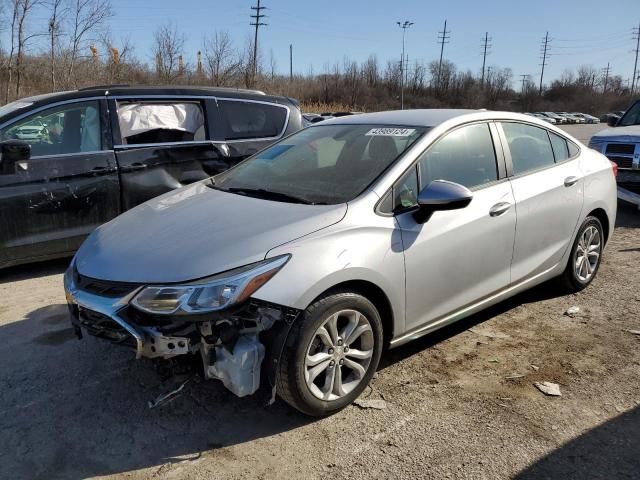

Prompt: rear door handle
[564,176,579,187]
[489,202,512,217]
[121,163,147,173]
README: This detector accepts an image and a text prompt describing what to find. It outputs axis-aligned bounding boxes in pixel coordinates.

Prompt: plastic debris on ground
[627,329,640,335]
[353,398,387,410]
[148,377,192,409]
[565,306,580,317]
[534,381,562,397]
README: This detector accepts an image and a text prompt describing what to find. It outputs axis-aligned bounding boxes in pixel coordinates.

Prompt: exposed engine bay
[68,292,299,398]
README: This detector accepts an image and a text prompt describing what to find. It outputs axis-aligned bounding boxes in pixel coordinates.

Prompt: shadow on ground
[515,406,640,479]
[0,257,69,284]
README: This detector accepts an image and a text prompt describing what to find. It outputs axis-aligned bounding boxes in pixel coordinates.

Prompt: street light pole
[397,20,414,110]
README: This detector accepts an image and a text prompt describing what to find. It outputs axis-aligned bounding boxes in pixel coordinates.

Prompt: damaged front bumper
[64,263,299,397]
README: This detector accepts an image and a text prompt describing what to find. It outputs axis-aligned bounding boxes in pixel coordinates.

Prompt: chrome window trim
[24,150,114,160]
[0,96,105,130]
[113,140,217,149]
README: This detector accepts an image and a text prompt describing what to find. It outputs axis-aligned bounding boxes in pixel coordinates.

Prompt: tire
[558,216,604,292]
[276,290,383,416]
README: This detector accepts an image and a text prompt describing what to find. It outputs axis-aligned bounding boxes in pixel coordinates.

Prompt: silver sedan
[65,109,617,416]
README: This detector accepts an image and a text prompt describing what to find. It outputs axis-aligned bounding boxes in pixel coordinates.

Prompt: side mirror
[607,115,619,127]
[0,140,31,174]
[414,180,473,224]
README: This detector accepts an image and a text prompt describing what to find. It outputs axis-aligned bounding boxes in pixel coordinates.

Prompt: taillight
[610,160,618,177]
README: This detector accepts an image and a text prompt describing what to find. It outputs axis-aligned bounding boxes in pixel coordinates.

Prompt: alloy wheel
[304,309,374,401]
[574,225,601,282]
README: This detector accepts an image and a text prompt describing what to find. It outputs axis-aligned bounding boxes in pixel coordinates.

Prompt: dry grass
[299,101,365,114]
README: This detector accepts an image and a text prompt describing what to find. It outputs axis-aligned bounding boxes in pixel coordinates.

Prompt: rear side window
[217,100,287,140]
[502,123,555,175]
[549,132,569,162]
[117,101,206,145]
[568,141,579,157]
[418,123,498,189]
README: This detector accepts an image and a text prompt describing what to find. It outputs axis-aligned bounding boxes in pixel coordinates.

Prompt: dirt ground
[1,124,639,480]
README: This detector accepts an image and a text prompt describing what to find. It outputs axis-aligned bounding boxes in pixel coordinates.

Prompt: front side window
[418,123,498,189]
[117,101,206,145]
[502,122,555,175]
[0,101,101,157]
[217,100,287,140]
[214,124,426,204]
[618,101,640,127]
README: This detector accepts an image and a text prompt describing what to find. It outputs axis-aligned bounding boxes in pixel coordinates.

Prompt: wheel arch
[309,279,395,347]
[586,207,610,246]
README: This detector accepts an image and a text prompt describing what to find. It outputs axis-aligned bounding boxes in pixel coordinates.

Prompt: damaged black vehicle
[0,86,302,268]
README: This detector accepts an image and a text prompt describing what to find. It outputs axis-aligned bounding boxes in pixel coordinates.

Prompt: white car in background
[530,113,557,124]
[571,113,599,124]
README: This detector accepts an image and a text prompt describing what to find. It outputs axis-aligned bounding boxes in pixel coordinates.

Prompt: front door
[396,122,516,332]
[0,99,119,267]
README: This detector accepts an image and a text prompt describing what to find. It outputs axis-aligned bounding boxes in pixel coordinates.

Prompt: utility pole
[437,19,451,90]
[602,62,611,92]
[520,74,529,93]
[250,0,267,85]
[289,44,293,81]
[632,23,640,94]
[539,31,550,95]
[397,20,414,110]
[480,32,492,87]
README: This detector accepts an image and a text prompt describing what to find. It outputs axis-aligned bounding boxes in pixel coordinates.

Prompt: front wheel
[558,216,604,292]
[276,291,383,416]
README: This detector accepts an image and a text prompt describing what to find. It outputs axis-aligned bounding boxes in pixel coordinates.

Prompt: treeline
[0,0,635,115]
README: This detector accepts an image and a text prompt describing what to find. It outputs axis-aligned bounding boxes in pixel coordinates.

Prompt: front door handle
[564,176,579,187]
[489,202,512,217]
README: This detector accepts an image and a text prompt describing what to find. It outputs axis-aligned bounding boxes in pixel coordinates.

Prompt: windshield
[618,101,640,126]
[213,124,426,204]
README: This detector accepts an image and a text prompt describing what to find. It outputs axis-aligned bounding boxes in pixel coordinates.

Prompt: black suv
[0,86,303,268]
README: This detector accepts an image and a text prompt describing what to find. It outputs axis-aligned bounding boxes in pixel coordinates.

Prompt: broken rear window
[117,101,206,145]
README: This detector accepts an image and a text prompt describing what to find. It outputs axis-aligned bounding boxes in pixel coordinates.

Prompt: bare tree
[268,48,277,82]
[15,0,41,98]
[67,0,113,86]
[4,0,21,103]
[203,31,238,86]
[47,0,66,90]
[153,23,185,82]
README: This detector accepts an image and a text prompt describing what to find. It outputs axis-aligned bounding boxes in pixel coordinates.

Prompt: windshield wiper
[225,187,318,205]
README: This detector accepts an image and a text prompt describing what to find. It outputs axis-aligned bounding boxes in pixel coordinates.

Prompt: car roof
[0,85,298,123]
[318,109,483,127]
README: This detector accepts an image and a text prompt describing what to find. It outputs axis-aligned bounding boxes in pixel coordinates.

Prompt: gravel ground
[1,124,639,480]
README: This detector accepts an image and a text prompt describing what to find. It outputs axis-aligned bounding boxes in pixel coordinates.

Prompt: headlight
[131,255,290,315]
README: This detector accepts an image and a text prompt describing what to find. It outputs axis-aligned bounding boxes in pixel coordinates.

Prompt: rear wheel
[558,216,604,292]
[276,291,383,416]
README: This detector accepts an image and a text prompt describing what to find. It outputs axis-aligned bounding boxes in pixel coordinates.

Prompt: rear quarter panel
[580,149,617,245]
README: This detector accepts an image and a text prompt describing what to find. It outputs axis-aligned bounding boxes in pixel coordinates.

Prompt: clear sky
[17,0,640,86]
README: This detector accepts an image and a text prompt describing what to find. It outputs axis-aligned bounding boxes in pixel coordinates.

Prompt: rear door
[110,97,228,211]
[498,122,584,283]
[0,99,119,267]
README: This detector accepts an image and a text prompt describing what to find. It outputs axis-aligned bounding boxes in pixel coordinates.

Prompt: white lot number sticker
[365,127,416,137]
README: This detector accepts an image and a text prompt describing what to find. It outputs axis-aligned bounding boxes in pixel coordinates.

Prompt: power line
[397,20,414,109]
[520,74,530,93]
[480,32,492,87]
[250,0,267,84]
[602,62,611,93]
[539,31,551,95]
[437,19,451,89]
[632,23,640,94]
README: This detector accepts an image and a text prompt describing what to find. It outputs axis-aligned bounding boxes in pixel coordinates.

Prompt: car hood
[591,125,640,143]
[75,182,347,283]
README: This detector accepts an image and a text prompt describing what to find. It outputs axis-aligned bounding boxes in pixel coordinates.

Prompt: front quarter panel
[253,198,406,339]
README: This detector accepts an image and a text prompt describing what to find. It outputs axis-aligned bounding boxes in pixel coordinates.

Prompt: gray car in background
[64,109,617,416]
